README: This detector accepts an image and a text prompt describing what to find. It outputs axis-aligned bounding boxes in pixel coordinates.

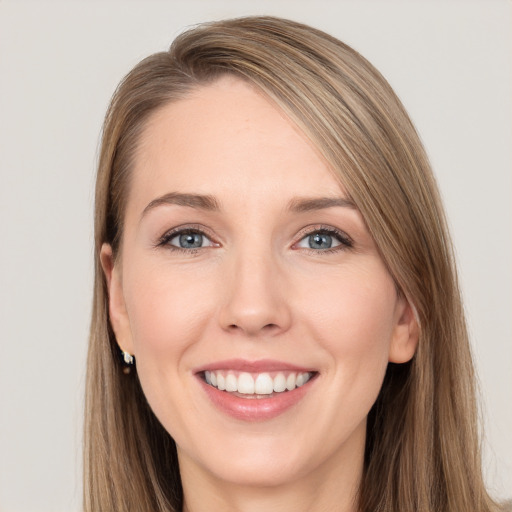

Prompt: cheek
[299,263,398,373]
[121,259,220,429]
[123,258,217,359]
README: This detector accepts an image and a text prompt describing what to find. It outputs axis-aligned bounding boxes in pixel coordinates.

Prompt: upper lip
[193,358,315,374]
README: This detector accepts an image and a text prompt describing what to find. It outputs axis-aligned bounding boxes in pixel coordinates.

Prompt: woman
[85,16,503,511]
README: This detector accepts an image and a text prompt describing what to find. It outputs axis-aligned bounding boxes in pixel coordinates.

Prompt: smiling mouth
[201,370,317,398]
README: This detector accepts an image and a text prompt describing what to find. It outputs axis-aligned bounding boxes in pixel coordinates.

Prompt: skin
[101,76,418,512]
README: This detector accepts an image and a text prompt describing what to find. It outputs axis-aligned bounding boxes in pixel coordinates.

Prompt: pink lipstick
[194,359,318,421]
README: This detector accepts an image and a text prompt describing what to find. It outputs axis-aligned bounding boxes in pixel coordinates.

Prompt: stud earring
[121,350,134,374]
[123,351,134,365]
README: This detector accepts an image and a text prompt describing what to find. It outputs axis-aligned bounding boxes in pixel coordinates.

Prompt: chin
[177,421,363,490]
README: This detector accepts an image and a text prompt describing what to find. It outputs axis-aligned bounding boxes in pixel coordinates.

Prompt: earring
[123,351,134,365]
[121,350,134,374]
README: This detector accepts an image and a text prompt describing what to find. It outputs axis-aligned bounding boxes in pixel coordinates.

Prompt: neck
[183,481,359,512]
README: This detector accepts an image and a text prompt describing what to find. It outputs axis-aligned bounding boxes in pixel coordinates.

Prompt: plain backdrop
[0,1,510,510]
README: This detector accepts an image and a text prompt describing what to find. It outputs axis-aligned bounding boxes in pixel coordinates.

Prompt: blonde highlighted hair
[85,16,502,511]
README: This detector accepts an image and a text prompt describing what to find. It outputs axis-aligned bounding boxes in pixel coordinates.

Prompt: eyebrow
[141,192,220,218]
[141,192,356,219]
[287,196,357,212]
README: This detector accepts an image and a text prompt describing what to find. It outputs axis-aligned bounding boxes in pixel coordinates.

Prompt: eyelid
[292,224,353,251]
[155,223,352,252]
[156,224,220,249]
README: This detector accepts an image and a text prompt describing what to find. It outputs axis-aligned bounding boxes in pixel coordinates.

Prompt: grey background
[0,1,510,510]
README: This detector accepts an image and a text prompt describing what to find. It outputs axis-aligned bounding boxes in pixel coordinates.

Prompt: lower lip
[198,376,315,421]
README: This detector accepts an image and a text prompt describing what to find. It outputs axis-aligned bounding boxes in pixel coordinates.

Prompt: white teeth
[254,373,273,394]
[273,373,287,392]
[238,373,255,394]
[296,372,311,387]
[286,373,296,391]
[204,370,313,395]
[225,373,237,392]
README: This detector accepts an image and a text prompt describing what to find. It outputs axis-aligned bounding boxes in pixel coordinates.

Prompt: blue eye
[308,232,336,249]
[296,229,351,251]
[164,230,214,250]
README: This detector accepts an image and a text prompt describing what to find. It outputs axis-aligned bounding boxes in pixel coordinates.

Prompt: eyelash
[156,224,353,255]
[156,225,217,255]
[293,225,353,254]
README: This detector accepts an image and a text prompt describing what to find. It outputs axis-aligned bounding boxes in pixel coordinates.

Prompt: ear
[388,294,419,364]
[100,243,135,356]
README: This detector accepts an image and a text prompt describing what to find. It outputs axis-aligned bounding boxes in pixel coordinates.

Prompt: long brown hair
[85,16,502,511]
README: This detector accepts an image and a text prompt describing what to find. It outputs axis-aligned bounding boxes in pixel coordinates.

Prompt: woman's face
[103,76,417,489]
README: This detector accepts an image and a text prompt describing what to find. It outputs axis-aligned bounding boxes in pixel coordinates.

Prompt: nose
[218,248,292,337]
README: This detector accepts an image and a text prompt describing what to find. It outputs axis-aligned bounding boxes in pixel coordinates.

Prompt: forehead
[130,76,346,210]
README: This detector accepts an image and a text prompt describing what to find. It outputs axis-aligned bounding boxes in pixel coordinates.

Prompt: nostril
[226,322,280,334]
